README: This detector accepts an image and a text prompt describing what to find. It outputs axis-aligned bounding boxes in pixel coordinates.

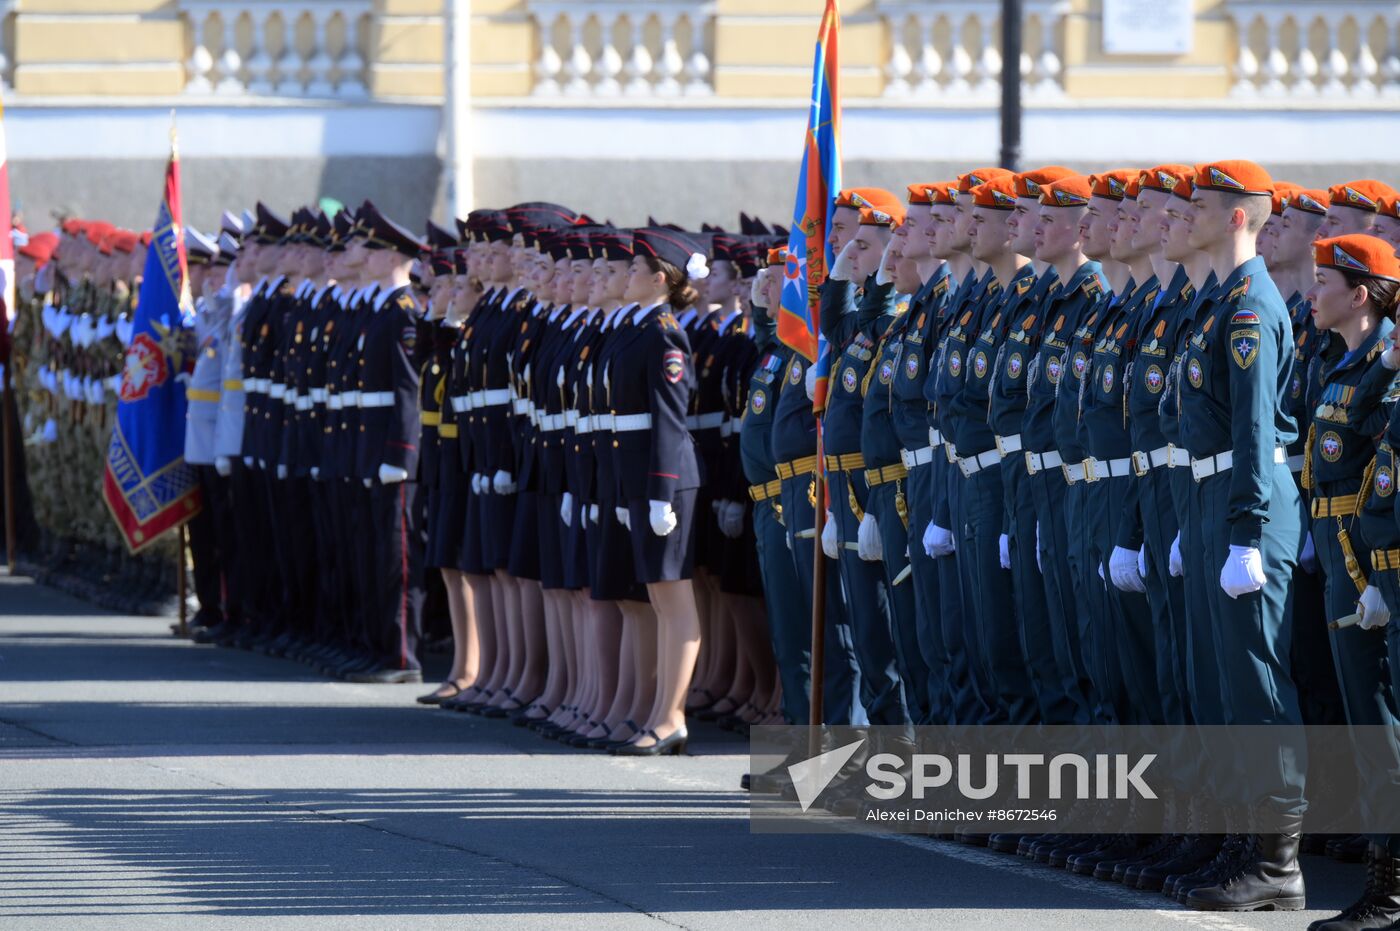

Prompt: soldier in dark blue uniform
[1175,160,1306,912]
[987,166,1085,730]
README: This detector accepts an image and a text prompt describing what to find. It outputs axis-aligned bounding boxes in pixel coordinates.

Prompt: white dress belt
[359,392,394,409]
[341,390,362,407]
[1023,450,1064,475]
[1131,447,1173,474]
[328,395,345,411]
[613,413,652,432]
[687,412,726,430]
[479,388,511,407]
[1190,447,1287,482]
[512,398,531,415]
[595,414,616,431]
[995,434,1023,457]
[294,396,313,412]
[928,428,944,449]
[310,388,329,404]
[1082,456,1133,482]
[901,446,935,469]
[268,384,286,400]
[958,449,1002,477]
[576,415,594,435]
[450,395,470,414]
[1062,462,1087,483]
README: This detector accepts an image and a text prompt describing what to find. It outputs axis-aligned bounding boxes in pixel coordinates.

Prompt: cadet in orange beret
[1374,194,1400,253]
[1175,159,1307,911]
[1319,180,1399,239]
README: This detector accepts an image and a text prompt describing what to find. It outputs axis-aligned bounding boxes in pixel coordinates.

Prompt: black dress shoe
[334,655,377,679]
[347,666,424,685]
[611,728,688,756]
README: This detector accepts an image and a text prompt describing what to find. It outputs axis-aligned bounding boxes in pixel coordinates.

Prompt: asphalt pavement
[0,572,1357,930]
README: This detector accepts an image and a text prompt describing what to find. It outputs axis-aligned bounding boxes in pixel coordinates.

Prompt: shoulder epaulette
[397,292,417,312]
[1227,276,1252,302]
[1082,276,1102,297]
[931,278,949,299]
[1144,288,1160,307]
[892,297,911,317]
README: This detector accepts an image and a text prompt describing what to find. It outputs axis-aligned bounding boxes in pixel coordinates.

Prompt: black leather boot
[1308,843,1400,930]
[1185,831,1306,912]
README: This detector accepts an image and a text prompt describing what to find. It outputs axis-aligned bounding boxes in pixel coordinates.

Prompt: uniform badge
[1046,356,1062,385]
[973,351,988,379]
[842,367,859,393]
[948,350,962,378]
[878,360,894,385]
[905,353,920,380]
[401,326,417,350]
[663,350,686,384]
[750,388,767,415]
[1145,364,1164,394]
[1231,329,1260,369]
[789,360,803,385]
[1007,353,1023,380]
[1321,431,1343,462]
[1071,352,1087,380]
[1101,364,1115,394]
[1231,308,1260,325]
[1187,357,1204,389]
[1377,466,1394,498]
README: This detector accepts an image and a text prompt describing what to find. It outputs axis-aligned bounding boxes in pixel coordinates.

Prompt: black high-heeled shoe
[611,728,688,756]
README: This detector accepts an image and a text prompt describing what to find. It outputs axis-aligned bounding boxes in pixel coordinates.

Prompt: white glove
[243,456,253,468]
[214,456,232,477]
[822,511,838,559]
[378,463,408,484]
[649,499,678,537]
[1110,546,1147,594]
[857,513,883,561]
[1360,584,1392,630]
[923,520,938,558]
[589,503,599,524]
[998,533,1011,570]
[805,359,818,401]
[719,500,745,539]
[470,473,483,494]
[561,492,573,527]
[1035,522,1042,572]
[1220,544,1267,599]
[277,464,288,480]
[1300,532,1318,575]
[929,524,955,558]
[1169,532,1183,578]
[310,466,320,480]
[829,239,858,281]
[1138,546,1147,579]
[615,506,631,530]
[1098,561,1105,582]
[492,470,516,495]
[363,477,373,488]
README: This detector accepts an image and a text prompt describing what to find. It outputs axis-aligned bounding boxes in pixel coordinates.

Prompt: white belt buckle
[1131,451,1149,477]
[1082,458,1099,484]
[1024,451,1038,476]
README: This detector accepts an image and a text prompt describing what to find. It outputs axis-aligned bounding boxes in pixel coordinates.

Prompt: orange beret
[1138,165,1194,197]
[60,218,86,237]
[924,182,959,206]
[1314,234,1400,282]
[1040,175,1093,208]
[1090,169,1138,202]
[1269,181,1303,216]
[906,183,940,206]
[1194,160,1273,197]
[859,202,906,228]
[139,230,153,247]
[957,167,1013,195]
[1287,189,1329,216]
[971,176,1019,210]
[1329,180,1398,213]
[766,247,787,265]
[835,187,900,214]
[1168,168,1197,201]
[1381,195,1400,220]
[19,231,59,265]
[1015,167,1075,200]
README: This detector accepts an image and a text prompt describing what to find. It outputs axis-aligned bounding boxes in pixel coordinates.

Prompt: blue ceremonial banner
[101,144,201,553]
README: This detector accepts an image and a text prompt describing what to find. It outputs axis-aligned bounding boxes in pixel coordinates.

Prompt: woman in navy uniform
[603,226,707,755]
[1300,235,1400,931]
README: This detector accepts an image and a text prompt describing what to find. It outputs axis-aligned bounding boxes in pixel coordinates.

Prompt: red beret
[19,231,59,265]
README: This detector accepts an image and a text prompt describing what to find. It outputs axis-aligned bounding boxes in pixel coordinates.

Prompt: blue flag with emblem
[102,135,202,553]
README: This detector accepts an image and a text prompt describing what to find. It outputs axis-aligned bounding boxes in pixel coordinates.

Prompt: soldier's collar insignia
[1016,278,1033,295]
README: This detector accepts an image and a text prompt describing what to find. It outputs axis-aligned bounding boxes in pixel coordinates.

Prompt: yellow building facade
[2,0,1398,229]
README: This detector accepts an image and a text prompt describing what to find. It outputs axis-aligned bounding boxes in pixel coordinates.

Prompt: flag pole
[176,524,188,635]
[2,358,14,572]
[808,432,826,757]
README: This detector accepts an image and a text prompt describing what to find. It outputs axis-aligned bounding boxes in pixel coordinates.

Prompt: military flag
[776,0,841,411]
[101,132,201,553]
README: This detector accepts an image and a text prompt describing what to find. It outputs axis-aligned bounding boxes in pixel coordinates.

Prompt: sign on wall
[1102,0,1195,56]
